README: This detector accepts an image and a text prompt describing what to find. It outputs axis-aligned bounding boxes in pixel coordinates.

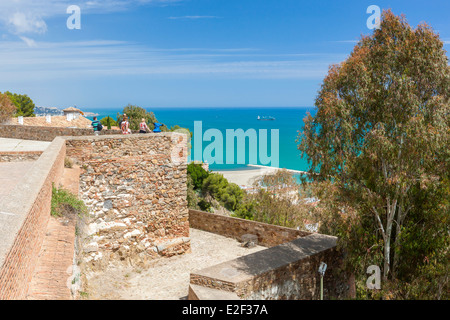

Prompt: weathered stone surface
[84,242,99,253]
[66,134,189,268]
[190,233,348,300]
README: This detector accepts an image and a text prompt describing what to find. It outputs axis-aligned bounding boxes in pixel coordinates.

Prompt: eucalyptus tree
[298,10,449,282]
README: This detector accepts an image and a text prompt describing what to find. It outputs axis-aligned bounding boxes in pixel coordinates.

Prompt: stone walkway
[0,162,34,197]
[27,167,80,300]
[0,138,50,197]
[0,138,50,152]
[83,228,266,300]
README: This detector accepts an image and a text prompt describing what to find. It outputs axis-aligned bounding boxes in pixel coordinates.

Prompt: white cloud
[0,0,182,35]
[0,39,345,82]
[19,36,38,47]
[9,12,47,35]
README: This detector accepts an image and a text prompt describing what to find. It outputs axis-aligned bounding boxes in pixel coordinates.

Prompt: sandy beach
[214,165,307,188]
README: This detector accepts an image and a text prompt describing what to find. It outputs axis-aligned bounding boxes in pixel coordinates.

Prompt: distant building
[34,106,64,116]
[63,107,84,121]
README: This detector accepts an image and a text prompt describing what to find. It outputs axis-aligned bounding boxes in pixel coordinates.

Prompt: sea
[84,107,316,173]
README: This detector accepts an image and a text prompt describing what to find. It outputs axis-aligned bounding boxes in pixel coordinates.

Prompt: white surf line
[246,164,310,175]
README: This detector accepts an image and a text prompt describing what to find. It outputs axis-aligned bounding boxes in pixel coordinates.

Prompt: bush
[187,162,209,190]
[51,185,88,218]
[64,157,74,168]
[117,105,159,131]
[201,173,244,212]
[5,91,35,117]
[0,92,16,123]
[100,116,117,129]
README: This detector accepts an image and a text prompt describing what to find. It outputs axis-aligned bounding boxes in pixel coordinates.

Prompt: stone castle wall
[0,124,121,142]
[65,133,190,268]
[189,209,311,248]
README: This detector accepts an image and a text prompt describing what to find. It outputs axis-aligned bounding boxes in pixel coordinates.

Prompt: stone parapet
[189,209,311,248]
[190,233,347,300]
[0,124,121,142]
[0,138,66,299]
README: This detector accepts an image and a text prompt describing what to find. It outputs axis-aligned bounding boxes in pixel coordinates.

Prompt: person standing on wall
[139,118,150,133]
[91,116,102,136]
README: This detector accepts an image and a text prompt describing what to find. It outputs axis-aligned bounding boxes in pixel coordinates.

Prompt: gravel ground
[83,228,266,300]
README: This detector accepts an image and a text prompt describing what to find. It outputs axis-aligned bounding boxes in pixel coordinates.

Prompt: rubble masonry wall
[65,133,190,268]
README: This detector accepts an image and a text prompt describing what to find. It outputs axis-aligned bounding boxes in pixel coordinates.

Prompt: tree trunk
[383,198,397,281]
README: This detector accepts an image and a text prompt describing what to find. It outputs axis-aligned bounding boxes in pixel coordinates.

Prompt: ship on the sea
[257,115,276,121]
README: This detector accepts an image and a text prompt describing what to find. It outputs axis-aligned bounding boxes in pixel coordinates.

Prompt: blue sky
[0,0,449,110]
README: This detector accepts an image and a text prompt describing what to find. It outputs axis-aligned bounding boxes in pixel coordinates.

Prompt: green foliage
[117,104,160,131]
[201,173,244,211]
[202,173,229,199]
[233,169,310,228]
[233,197,256,220]
[187,162,209,190]
[100,116,116,130]
[186,170,245,212]
[51,185,88,218]
[298,9,450,297]
[0,92,16,123]
[186,175,200,210]
[170,125,193,139]
[198,199,212,212]
[5,91,35,117]
[220,183,244,211]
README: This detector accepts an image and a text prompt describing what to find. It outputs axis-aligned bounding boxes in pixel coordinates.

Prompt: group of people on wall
[91,114,165,136]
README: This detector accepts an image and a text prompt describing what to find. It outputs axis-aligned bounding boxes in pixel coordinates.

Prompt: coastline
[213,164,306,188]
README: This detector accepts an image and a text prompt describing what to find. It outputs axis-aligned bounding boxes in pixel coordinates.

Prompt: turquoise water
[85,107,316,172]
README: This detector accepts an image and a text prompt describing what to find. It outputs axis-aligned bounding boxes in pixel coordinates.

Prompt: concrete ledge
[0,124,121,142]
[190,233,340,300]
[188,284,241,300]
[0,137,66,299]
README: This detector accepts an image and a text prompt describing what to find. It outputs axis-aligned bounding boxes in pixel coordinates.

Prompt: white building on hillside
[63,107,84,121]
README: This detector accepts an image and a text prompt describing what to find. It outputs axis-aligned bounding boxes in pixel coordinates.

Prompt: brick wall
[0,138,66,300]
[65,133,190,268]
[189,209,311,248]
[0,124,121,142]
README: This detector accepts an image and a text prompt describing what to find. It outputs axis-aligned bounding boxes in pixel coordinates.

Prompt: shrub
[187,162,209,190]
[100,116,117,129]
[64,157,74,168]
[0,92,16,123]
[51,185,88,218]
